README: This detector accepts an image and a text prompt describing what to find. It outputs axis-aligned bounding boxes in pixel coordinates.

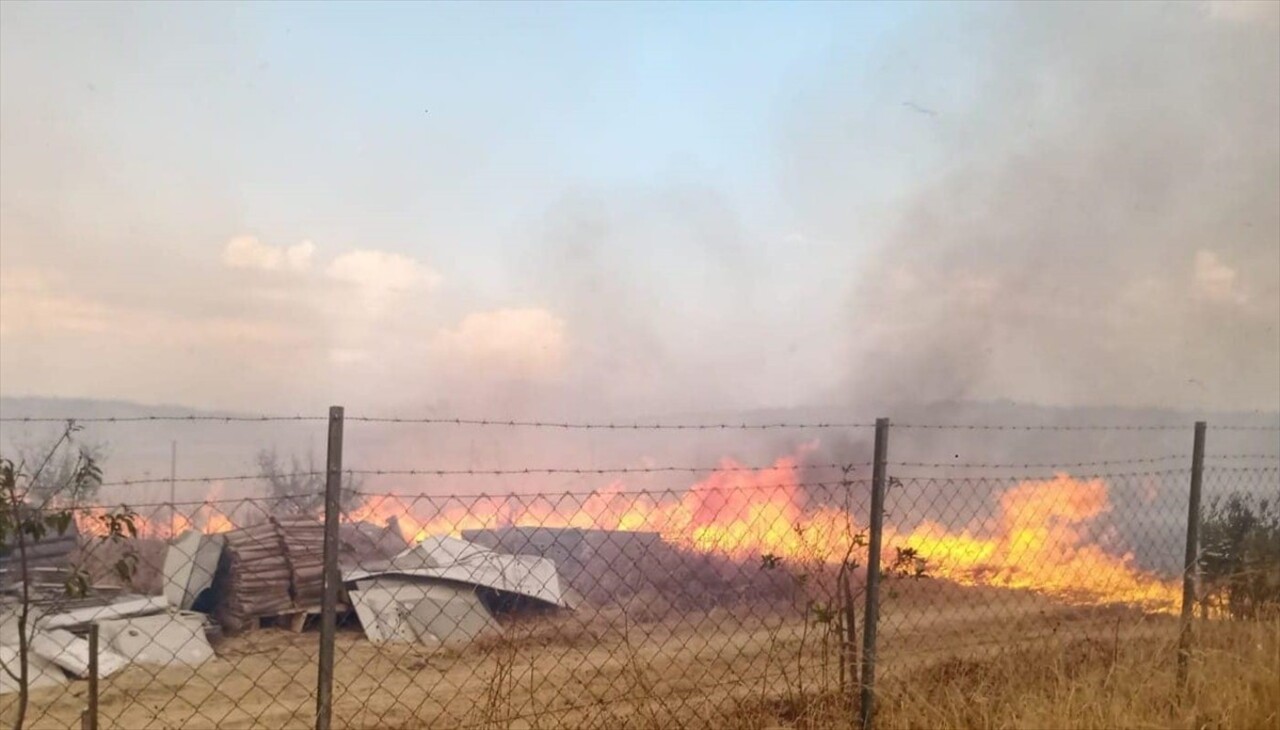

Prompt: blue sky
[1,2,1276,415]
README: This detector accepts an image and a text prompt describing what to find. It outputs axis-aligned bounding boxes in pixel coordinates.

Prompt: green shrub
[1199,493,1280,619]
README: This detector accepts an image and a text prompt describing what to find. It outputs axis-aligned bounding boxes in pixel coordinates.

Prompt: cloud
[1193,250,1248,305]
[222,236,315,272]
[325,249,441,293]
[0,266,294,344]
[432,308,567,379]
[0,267,111,335]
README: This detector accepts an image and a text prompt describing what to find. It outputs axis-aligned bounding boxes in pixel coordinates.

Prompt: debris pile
[208,517,383,633]
[0,593,215,695]
[212,523,295,633]
[339,519,410,568]
[0,517,81,594]
[1,519,589,697]
[462,526,751,608]
[343,536,577,646]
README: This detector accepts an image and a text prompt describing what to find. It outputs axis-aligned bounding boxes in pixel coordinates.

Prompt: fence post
[859,417,890,730]
[84,623,98,730]
[316,406,344,730]
[1176,420,1206,693]
[170,440,177,539]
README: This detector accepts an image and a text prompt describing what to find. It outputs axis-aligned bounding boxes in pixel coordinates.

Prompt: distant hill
[0,396,319,505]
[1,395,1275,507]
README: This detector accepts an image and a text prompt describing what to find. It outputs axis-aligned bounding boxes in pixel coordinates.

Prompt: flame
[78,480,238,538]
[894,474,1180,611]
[340,458,1182,613]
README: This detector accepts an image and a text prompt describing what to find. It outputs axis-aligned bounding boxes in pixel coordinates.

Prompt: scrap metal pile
[0,517,679,696]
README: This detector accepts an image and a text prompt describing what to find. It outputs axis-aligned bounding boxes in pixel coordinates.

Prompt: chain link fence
[0,412,1276,729]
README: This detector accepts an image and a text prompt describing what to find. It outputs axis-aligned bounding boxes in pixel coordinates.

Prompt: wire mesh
[875,471,1193,680]
[1,497,323,729]
[0,416,1275,729]
[327,478,872,729]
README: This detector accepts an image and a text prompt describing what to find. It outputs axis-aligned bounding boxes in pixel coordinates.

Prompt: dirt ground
[0,581,1193,730]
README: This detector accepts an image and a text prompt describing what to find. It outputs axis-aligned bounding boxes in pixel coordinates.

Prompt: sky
[1,1,1277,418]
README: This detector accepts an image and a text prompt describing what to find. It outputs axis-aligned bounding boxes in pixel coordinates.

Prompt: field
[3,581,1276,730]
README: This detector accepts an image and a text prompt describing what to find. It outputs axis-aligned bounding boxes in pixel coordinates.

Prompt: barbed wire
[345,462,862,478]
[89,453,1261,488]
[1206,424,1280,431]
[79,467,1222,509]
[80,479,854,511]
[3,412,1275,432]
[888,454,1278,469]
[347,469,1208,501]
[77,491,341,510]
[345,416,877,429]
[1205,453,1280,461]
[350,455,1240,478]
[0,414,324,423]
[895,423,1182,432]
[351,416,1278,431]
[89,464,856,489]
[360,478,882,500]
[96,471,326,488]
[898,467,1199,482]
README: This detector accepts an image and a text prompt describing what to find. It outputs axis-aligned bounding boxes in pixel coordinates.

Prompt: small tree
[758,466,928,714]
[1199,493,1280,620]
[13,432,108,506]
[255,449,362,518]
[0,421,138,730]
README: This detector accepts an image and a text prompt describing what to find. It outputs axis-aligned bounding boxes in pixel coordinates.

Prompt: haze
[2,1,1277,419]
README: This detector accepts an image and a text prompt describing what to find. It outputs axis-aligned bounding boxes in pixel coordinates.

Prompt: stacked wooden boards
[276,518,325,610]
[211,518,325,633]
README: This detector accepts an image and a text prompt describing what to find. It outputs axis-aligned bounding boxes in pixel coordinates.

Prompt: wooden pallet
[258,604,349,633]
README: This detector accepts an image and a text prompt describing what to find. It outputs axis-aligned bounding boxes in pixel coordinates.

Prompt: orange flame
[894,474,1179,611]
[346,458,1180,613]
[78,479,239,539]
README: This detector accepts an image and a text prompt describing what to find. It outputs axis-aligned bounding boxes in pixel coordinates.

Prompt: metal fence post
[84,623,99,730]
[316,406,344,730]
[859,417,890,730]
[1176,420,1206,693]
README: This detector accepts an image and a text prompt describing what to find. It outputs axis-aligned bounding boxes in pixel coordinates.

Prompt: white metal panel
[162,531,201,609]
[349,586,423,645]
[29,628,129,679]
[38,595,169,631]
[350,578,497,647]
[405,583,497,647]
[98,612,213,666]
[0,645,65,694]
[163,532,225,610]
[345,537,573,608]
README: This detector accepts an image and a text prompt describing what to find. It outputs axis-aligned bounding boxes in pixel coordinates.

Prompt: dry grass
[2,589,1276,729]
[714,619,1280,730]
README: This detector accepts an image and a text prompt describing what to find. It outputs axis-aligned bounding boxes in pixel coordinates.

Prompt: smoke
[787,2,1279,412]
[2,2,1277,439]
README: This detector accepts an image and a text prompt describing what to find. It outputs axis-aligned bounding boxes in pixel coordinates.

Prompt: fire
[166,507,234,536]
[78,504,236,539]
[894,474,1180,611]
[77,481,238,538]
[350,457,1181,613]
